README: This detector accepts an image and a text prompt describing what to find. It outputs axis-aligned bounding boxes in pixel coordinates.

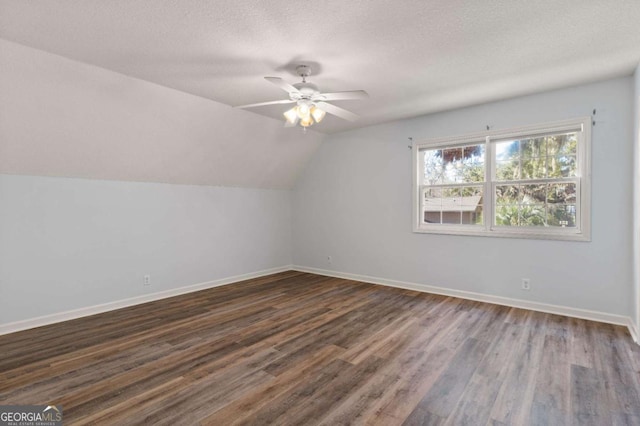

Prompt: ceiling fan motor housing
[292,82,320,99]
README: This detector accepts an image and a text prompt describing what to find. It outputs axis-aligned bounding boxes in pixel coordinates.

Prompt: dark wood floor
[1,271,639,425]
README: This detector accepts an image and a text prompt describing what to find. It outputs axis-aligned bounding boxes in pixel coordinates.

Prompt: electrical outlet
[327,256,332,264]
[144,275,151,286]
[521,278,531,291]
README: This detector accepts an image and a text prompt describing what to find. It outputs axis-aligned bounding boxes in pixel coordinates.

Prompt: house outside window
[412,117,591,241]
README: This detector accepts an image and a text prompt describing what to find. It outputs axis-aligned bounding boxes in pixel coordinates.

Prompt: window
[412,117,591,241]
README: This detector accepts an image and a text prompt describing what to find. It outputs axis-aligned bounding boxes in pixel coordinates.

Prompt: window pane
[424,211,441,224]
[441,187,462,221]
[442,187,461,198]
[495,204,519,226]
[422,185,483,226]
[442,148,463,184]
[471,207,483,225]
[424,187,442,199]
[423,187,441,224]
[442,147,463,162]
[496,160,520,181]
[547,155,577,178]
[518,205,546,226]
[462,205,483,224]
[462,187,483,225]
[521,157,546,179]
[495,132,578,182]
[496,185,519,205]
[422,149,444,185]
[496,141,518,161]
[547,133,577,156]
[521,137,546,158]
[462,163,484,182]
[461,186,483,198]
[422,144,485,185]
[462,145,485,182]
[547,183,576,204]
[463,145,484,159]
[547,204,576,227]
[442,211,462,224]
[521,184,546,205]
[423,188,442,213]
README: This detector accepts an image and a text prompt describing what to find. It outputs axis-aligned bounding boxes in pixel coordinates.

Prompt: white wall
[0,40,303,327]
[0,39,323,189]
[293,77,634,317]
[0,174,292,324]
[634,64,640,334]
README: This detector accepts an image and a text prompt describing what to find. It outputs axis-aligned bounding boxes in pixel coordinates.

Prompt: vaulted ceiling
[2,0,640,134]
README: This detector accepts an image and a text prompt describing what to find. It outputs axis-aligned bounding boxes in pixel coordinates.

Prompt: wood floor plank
[375,305,489,422]
[276,355,387,424]
[407,337,490,419]
[232,357,352,425]
[529,331,572,425]
[202,344,345,425]
[570,364,609,426]
[488,310,547,425]
[0,271,638,426]
[592,324,640,418]
[445,322,522,425]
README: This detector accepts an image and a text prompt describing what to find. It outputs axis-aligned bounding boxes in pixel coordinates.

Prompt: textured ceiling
[1,0,640,134]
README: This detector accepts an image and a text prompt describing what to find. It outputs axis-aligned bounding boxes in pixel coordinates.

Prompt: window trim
[412,117,591,241]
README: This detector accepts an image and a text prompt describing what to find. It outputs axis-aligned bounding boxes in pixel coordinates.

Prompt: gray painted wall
[0,40,302,327]
[0,175,292,324]
[292,77,634,317]
[0,39,323,189]
[634,64,640,331]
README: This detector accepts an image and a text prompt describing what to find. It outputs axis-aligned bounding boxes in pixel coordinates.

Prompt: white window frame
[412,117,591,241]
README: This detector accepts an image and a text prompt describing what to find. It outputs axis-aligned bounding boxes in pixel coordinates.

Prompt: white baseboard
[4,264,637,345]
[0,265,293,336]
[293,265,636,334]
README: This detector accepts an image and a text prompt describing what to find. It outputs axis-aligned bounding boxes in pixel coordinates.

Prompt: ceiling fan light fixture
[311,106,326,123]
[283,107,298,124]
[296,102,311,119]
[299,116,313,127]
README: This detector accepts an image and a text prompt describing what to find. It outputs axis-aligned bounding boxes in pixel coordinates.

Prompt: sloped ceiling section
[1,1,640,134]
[0,39,323,189]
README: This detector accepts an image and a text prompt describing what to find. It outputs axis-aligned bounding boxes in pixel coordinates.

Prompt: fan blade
[315,90,369,101]
[234,99,295,109]
[265,77,300,94]
[315,101,359,122]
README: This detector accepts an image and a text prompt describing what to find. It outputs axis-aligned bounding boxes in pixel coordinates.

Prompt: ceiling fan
[235,65,368,129]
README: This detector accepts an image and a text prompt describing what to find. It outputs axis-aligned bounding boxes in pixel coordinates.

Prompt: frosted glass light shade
[300,116,313,127]
[296,102,311,119]
[311,106,326,123]
[283,107,298,124]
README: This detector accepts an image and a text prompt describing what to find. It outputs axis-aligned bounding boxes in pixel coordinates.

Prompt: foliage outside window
[412,117,591,241]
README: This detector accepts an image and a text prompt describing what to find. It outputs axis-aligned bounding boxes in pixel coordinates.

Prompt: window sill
[412,225,590,242]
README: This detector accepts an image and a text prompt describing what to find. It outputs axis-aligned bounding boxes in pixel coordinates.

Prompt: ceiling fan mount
[295,65,312,80]
[235,64,369,129]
